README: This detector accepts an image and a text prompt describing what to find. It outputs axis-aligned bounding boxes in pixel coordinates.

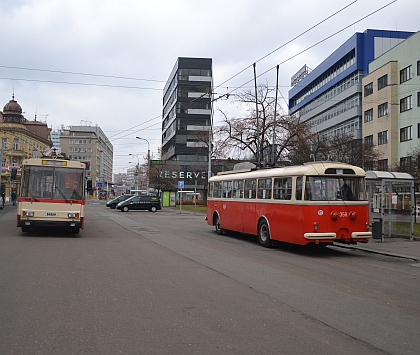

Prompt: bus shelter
[366,171,414,241]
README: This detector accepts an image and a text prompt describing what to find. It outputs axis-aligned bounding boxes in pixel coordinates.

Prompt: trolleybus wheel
[258,219,272,248]
[21,225,30,233]
[150,206,157,212]
[122,206,129,212]
[71,227,80,234]
[214,213,224,235]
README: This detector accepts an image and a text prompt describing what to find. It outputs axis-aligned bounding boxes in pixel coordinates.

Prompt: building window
[378,131,388,145]
[377,159,388,171]
[364,108,373,122]
[400,156,412,170]
[418,92,420,107]
[400,95,412,112]
[400,65,412,83]
[364,135,373,147]
[364,82,373,97]
[400,126,412,142]
[378,102,388,117]
[13,139,18,150]
[377,74,388,90]
[2,138,7,149]
[417,60,420,76]
[364,161,374,171]
[418,123,420,138]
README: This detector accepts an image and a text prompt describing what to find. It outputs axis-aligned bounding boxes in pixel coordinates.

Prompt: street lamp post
[129,154,140,190]
[136,137,150,195]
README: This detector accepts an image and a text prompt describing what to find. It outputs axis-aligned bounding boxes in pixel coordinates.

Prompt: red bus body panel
[207,200,370,245]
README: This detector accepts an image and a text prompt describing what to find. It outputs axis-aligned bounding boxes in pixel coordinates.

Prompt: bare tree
[148,163,177,195]
[394,146,420,188]
[213,83,308,166]
[288,131,381,170]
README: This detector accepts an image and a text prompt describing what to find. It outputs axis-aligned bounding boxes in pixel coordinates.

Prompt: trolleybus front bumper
[19,220,82,229]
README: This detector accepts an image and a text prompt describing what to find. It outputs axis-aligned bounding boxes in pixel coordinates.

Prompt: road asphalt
[3,199,420,262]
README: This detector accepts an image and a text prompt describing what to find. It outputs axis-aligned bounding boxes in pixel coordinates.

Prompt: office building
[50,128,62,152]
[60,125,113,193]
[288,30,413,142]
[162,57,212,163]
[362,30,420,171]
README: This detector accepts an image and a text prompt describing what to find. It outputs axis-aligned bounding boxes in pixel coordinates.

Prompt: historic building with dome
[0,95,52,201]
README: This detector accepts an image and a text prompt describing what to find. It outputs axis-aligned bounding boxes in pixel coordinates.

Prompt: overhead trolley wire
[218,1,397,99]
[214,0,359,92]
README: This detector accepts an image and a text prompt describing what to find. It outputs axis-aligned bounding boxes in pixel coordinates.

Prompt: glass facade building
[162,57,213,163]
[288,30,413,141]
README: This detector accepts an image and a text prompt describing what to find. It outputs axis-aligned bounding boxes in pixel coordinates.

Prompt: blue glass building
[288,29,413,139]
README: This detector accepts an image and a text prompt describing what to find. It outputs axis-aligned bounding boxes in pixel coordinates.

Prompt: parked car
[106,194,134,209]
[117,195,161,212]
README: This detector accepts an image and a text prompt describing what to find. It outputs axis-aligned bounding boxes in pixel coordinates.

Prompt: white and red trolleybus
[17,156,86,234]
[206,162,372,247]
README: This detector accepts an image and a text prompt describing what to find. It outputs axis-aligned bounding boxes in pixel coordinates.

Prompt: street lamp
[129,154,140,190]
[135,137,150,195]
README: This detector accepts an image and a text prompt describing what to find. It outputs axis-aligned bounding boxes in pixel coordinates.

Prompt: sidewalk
[336,238,420,262]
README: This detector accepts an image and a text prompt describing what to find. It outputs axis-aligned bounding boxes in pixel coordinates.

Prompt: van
[116,195,161,212]
[106,194,134,209]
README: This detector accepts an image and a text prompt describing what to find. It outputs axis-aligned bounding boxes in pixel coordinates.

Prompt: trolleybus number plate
[46,212,57,217]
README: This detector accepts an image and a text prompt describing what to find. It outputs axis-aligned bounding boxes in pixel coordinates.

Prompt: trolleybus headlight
[330,211,338,220]
[349,211,357,220]
[24,210,34,217]
[68,212,79,218]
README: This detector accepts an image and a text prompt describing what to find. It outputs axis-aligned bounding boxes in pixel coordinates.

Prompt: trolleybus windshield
[21,165,84,200]
[304,176,366,201]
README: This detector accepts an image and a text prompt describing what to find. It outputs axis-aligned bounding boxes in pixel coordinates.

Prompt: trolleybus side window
[295,177,303,200]
[213,182,222,198]
[244,179,256,199]
[208,182,214,198]
[233,180,244,198]
[273,177,292,200]
[257,178,272,199]
[223,181,233,198]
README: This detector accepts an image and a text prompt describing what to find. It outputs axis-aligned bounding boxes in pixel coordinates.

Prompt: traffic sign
[178,181,184,189]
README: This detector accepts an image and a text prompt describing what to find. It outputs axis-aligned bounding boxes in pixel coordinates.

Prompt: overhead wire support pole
[253,63,260,168]
[272,65,279,167]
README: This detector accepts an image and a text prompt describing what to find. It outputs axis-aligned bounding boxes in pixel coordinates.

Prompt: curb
[333,243,420,262]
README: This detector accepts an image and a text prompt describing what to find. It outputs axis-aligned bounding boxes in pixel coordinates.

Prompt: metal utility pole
[136,137,150,195]
[271,65,279,166]
[253,63,260,168]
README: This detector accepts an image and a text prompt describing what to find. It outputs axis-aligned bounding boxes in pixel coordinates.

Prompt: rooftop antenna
[80,120,92,126]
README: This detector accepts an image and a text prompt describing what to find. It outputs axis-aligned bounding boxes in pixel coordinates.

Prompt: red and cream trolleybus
[18,156,86,234]
[206,162,372,247]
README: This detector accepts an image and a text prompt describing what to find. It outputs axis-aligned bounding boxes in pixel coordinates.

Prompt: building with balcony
[162,57,212,163]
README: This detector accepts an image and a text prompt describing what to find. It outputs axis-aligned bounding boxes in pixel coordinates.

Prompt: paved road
[0,204,419,354]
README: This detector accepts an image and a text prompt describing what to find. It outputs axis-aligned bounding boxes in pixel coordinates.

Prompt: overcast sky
[0,0,418,174]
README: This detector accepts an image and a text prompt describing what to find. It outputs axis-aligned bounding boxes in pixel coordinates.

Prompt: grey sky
[0,0,418,173]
